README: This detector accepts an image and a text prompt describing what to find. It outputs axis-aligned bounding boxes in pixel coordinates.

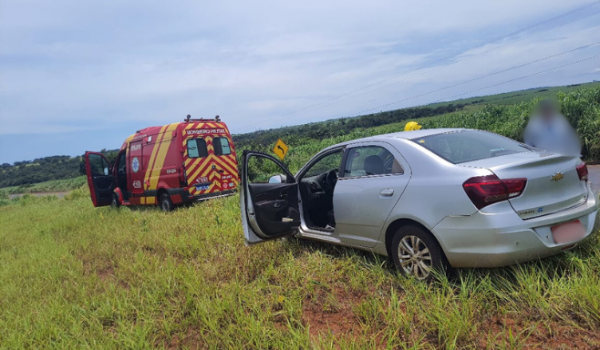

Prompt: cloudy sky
[1,0,599,163]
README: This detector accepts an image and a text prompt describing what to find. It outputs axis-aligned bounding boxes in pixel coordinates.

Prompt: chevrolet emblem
[550,172,564,182]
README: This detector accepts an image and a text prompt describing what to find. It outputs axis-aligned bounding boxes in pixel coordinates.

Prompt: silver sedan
[240,129,599,280]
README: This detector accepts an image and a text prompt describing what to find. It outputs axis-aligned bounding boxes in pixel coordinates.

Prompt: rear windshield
[411,130,530,164]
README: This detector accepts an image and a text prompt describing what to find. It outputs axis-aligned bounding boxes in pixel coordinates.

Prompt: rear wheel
[159,192,174,212]
[391,225,447,281]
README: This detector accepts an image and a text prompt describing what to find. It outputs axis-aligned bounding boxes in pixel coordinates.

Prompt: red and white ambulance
[84,116,239,211]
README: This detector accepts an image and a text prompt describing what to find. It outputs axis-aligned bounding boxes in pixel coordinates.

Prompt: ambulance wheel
[159,192,174,212]
[111,193,121,208]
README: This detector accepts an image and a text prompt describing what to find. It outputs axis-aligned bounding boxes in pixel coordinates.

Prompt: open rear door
[241,150,300,244]
[84,151,115,207]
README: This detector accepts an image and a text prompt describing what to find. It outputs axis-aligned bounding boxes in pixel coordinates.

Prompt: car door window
[342,146,403,177]
[118,153,126,171]
[302,151,343,178]
[89,153,110,176]
[247,156,288,183]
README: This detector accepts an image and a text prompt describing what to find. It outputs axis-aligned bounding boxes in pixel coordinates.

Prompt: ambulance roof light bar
[184,114,221,122]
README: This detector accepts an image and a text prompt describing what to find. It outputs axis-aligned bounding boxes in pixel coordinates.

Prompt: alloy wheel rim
[397,235,432,280]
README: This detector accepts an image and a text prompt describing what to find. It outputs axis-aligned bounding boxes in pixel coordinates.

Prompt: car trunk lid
[461,152,588,219]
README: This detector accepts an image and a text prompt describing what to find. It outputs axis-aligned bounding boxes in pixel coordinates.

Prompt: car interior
[298,151,342,231]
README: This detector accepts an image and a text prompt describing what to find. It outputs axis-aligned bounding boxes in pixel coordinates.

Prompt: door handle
[379,188,394,197]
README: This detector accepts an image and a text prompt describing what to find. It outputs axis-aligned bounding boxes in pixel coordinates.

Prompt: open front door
[84,151,115,207]
[241,151,300,244]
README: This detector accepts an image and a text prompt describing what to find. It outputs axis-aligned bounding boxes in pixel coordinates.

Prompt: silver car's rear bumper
[433,192,599,268]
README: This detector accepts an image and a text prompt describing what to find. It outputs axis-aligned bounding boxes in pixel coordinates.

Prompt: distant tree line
[0,156,81,188]
[233,103,466,151]
[0,150,120,188]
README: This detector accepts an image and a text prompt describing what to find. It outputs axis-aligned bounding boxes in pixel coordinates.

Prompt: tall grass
[0,193,599,349]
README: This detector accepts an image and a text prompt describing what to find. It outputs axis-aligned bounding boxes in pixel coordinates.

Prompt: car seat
[364,155,384,175]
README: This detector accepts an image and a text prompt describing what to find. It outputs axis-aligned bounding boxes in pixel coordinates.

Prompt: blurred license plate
[551,220,585,244]
[195,184,210,191]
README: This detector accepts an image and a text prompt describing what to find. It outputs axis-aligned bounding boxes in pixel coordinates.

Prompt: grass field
[1,190,599,349]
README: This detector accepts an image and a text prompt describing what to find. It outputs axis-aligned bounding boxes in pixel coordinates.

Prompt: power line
[279,8,600,122]
[325,55,598,126]
[318,2,600,107]
[433,55,599,103]
[350,55,598,119]
[320,8,600,110]
[243,1,600,129]
[350,41,600,116]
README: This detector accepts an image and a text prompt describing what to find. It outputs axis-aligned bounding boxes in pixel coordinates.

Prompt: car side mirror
[268,174,287,183]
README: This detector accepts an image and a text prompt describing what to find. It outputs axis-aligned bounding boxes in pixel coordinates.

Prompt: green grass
[1,191,599,349]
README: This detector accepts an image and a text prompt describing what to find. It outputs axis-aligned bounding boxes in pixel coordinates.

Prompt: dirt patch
[78,256,131,290]
[8,191,70,199]
[301,287,364,342]
[97,267,115,282]
[164,327,206,350]
[479,314,600,349]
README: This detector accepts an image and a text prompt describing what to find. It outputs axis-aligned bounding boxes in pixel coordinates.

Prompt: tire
[111,193,121,208]
[390,225,447,281]
[159,192,174,212]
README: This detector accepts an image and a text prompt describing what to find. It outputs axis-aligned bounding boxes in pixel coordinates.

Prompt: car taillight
[576,162,588,182]
[463,175,527,210]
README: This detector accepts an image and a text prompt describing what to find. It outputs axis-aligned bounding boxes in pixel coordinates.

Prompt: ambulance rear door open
[84,152,115,207]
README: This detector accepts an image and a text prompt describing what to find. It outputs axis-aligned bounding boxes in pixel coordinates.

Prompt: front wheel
[159,193,174,212]
[391,225,447,281]
[111,193,121,209]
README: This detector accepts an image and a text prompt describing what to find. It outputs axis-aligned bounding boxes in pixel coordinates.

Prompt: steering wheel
[324,169,339,192]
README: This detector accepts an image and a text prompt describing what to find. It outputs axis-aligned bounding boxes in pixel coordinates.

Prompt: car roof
[325,128,468,149]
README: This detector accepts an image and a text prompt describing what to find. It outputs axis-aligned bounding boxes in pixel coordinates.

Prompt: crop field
[238,85,600,173]
[426,82,600,108]
[0,176,87,196]
[1,189,599,349]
